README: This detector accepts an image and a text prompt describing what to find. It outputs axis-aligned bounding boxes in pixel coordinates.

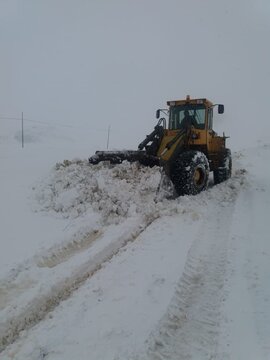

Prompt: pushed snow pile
[34,155,248,226]
[35,159,162,223]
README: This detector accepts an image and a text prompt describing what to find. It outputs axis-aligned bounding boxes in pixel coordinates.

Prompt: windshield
[169,104,206,130]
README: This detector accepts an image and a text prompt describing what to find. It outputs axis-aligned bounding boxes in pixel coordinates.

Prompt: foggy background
[1,0,270,153]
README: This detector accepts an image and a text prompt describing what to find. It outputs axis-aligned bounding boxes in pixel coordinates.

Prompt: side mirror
[156,109,160,119]
[218,104,224,114]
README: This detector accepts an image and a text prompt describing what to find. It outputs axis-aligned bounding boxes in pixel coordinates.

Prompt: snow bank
[34,160,162,224]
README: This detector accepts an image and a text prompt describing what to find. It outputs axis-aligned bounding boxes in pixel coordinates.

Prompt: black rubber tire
[213,149,232,184]
[170,150,209,196]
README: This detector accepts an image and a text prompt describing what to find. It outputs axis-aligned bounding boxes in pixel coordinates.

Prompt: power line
[0,116,21,121]
[0,116,76,128]
[24,118,76,128]
[1,113,111,149]
[0,115,108,132]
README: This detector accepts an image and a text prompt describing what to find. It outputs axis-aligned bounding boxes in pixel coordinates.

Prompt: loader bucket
[89,150,160,167]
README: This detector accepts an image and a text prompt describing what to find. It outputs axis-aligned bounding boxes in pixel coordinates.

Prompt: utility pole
[21,112,24,148]
[107,125,111,149]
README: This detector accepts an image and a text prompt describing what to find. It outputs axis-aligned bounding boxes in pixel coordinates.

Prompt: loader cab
[168,104,206,130]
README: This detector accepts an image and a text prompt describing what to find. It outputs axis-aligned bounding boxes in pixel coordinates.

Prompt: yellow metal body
[157,96,227,168]
[166,97,213,108]
[157,130,183,161]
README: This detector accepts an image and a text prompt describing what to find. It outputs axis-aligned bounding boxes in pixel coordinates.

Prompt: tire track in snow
[140,191,240,359]
[0,277,37,312]
[0,229,103,313]
[36,229,102,268]
[0,158,164,353]
[0,214,159,353]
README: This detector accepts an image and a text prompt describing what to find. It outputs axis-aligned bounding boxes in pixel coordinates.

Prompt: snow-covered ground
[0,122,270,359]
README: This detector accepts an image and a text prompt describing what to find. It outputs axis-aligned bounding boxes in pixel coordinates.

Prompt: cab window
[169,105,206,130]
[208,108,213,130]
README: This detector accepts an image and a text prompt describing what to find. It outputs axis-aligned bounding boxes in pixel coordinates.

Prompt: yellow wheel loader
[89,96,232,196]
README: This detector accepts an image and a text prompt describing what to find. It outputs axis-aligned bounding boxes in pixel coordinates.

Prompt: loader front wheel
[213,149,232,184]
[171,150,209,196]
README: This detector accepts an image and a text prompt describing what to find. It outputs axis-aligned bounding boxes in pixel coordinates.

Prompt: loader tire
[213,149,232,184]
[171,150,209,196]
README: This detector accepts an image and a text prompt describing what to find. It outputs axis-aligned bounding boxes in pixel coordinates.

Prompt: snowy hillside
[0,120,270,359]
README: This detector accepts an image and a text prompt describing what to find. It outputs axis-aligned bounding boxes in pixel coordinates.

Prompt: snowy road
[217,146,270,359]
[143,186,237,359]
[142,146,270,360]
[0,144,270,359]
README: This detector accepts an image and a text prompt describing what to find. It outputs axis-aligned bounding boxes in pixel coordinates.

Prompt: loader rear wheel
[213,149,232,184]
[171,150,209,196]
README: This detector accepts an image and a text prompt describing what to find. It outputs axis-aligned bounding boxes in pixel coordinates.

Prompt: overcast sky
[1,0,270,150]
